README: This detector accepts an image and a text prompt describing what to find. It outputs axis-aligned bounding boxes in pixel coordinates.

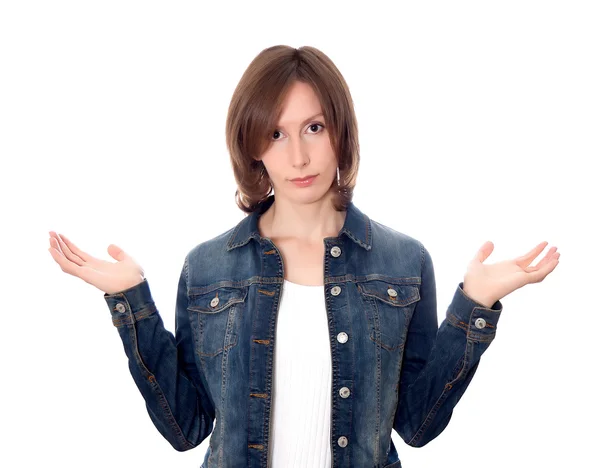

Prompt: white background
[1,1,598,467]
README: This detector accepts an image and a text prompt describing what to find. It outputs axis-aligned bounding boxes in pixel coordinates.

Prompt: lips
[291,175,317,181]
[290,174,318,188]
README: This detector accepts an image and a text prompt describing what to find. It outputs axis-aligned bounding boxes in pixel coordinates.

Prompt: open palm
[48,231,145,295]
[464,241,560,307]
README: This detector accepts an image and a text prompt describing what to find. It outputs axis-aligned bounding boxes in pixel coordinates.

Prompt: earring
[336,166,340,186]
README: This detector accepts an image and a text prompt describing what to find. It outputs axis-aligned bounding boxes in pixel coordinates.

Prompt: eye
[308,123,324,134]
[271,122,325,141]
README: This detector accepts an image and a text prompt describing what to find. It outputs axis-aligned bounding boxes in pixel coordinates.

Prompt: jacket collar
[226,194,372,251]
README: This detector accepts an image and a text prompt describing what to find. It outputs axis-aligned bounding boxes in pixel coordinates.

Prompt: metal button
[474,318,486,329]
[330,246,341,257]
[337,332,348,343]
[331,285,341,296]
[115,303,126,313]
[339,387,350,398]
[387,288,397,297]
[210,296,220,308]
[337,436,348,447]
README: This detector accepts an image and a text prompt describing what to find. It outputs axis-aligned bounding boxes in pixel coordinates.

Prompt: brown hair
[225,45,360,213]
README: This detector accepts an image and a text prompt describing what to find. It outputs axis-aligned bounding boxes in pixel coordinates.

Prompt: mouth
[290,174,318,181]
[290,174,318,187]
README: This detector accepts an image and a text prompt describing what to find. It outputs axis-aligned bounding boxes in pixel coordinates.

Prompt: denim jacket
[104,194,503,468]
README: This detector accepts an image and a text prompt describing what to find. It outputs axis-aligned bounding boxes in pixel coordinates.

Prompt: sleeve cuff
[103,278,158,327]
[445,281,503,341]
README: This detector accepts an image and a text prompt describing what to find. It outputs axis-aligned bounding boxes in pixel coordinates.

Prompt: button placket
[329,250,350,450]
[330,248,349,346]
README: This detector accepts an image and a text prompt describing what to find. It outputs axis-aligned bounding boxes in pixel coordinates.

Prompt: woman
[48,45,559,468]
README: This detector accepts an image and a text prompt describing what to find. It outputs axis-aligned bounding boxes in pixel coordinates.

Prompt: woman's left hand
[462,241,560,308]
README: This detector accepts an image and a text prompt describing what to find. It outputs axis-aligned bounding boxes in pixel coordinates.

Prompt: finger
[525,248,559,272]
[516,241,549,268]
[49,231,68,256]
[55,233,92,261]
[48,246,101,285]
[49,237,70,260]
[52,232,86,266]
[524,256,559,283]
[469,241,493,266]
[48,244,84,277]
[474,241,494,263]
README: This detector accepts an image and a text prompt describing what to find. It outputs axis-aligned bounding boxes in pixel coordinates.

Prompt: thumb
[474,240,494,264]
[107,244,128,262]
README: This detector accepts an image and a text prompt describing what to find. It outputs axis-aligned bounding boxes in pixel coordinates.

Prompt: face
[255,80,338,203]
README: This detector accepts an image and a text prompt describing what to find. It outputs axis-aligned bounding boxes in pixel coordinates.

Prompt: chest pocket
[187,285,248,357]
[357,280,420,351]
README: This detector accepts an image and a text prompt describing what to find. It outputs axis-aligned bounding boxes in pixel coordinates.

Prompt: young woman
[48,45,559,468]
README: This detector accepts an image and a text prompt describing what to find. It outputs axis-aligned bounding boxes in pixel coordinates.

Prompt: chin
[287,187,333,204]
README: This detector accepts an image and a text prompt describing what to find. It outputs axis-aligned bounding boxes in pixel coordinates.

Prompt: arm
[393,242,503,447]
[104,254,215,450]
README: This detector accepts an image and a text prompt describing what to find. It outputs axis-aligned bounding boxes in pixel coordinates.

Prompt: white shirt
[267,279,332,468]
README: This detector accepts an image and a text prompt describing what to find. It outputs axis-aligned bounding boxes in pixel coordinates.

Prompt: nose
[289,136,310,168]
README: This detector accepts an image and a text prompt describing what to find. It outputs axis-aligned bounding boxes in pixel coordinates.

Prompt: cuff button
[115,303,126,313]
[474,318,487,329]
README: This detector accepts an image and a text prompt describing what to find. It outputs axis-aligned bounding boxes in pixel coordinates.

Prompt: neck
[259,192,346,244]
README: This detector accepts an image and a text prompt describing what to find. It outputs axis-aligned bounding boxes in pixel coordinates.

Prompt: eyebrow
[276,112,324,129]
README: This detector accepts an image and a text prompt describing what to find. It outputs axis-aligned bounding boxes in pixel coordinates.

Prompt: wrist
[462,281,495,308]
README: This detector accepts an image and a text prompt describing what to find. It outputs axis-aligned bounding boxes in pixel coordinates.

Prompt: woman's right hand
[48,231,146,295]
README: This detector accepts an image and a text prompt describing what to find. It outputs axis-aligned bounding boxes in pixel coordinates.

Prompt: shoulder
[186,225,238,261]
[369,215,423,252]
[364,213,430,272]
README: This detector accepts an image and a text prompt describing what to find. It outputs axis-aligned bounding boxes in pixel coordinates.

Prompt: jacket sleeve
[393,242,503,447]
[103,254,215,451]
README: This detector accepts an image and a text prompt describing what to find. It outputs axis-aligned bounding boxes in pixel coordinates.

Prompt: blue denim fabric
[104,193,503,468]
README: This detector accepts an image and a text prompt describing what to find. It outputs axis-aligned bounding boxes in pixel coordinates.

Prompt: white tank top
[267,279,332,468]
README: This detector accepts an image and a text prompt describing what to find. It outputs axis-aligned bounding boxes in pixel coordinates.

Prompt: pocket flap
[187,285,248,314]
[357,280,420,307]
